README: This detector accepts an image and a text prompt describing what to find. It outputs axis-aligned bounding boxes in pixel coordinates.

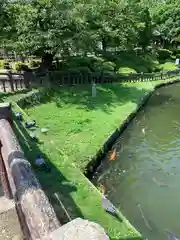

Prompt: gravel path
[0,197,23,240]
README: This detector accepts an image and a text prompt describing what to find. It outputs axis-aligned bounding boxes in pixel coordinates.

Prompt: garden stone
[41,128,48,133]
[46,218,110,240]
[25,120,36,128]
[15,112,23,121]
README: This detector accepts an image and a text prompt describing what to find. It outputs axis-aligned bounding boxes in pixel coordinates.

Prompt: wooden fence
[48,69,180,86]
[0,69,180,92]
[0,72,25,92]
[0,71,32,92]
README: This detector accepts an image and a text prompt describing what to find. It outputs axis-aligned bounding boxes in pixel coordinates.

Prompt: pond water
[93,83,180,240]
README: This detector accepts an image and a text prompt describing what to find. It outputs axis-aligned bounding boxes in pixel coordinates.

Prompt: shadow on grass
[12,114,84,224]
[0,88,32,102]
[24,83,150,114]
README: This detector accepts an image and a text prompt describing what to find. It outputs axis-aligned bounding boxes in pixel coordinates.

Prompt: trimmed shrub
[146,46,153,53]
[117,67,137,74]
[157,48,172,61]
[0,60,5,69]
[29,60,41,68]
[68,57,96,68]
[161,61,178,71]
[0,60,11,69]
[67,68,80,74]
[3,61,11,69]
[102,61,116,72]
[152,65,163,72]
[78,67,92,74]
[15,62,29,72]
[92,61,116,72]
[134,47,143,55]
[172,48,180,56]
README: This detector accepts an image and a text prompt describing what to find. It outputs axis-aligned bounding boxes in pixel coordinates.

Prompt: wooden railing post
[23,70,31,88]
[8,70,14,92]
[2,79,6,92]
[160,72,163,80]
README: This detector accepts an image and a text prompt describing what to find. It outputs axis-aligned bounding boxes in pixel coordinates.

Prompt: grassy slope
[3,77,179,239]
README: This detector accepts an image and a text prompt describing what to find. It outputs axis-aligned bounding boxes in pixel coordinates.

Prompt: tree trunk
[41,53,54,70]
[102,38,107,52]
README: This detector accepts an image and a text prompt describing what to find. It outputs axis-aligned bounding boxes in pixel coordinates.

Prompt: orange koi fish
[99,184,106,195]
[109,149,117,161]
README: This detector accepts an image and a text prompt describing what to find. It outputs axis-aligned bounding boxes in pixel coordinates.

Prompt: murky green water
[93,83,180,240]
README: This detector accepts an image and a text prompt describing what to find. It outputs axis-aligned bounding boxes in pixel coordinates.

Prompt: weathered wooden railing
[0,68,180,92]
[47,69,180,86]
[0,71,33,92]
[0,103,61,239]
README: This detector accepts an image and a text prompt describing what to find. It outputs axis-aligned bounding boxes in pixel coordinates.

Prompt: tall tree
[151,0,180,47]
[136,6,152,50]
[6,0,87,66]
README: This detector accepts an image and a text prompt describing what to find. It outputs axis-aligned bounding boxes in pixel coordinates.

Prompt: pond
[93,83,180,240]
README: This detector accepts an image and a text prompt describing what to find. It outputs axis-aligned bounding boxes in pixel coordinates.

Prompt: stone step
[0,197,23,240]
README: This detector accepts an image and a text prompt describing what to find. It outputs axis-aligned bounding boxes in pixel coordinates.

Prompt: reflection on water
[93,83,180,240]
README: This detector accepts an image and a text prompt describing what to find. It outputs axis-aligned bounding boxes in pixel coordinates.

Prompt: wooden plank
[2,80,6,92]
[15,79,18,90]
[7,71,14,92]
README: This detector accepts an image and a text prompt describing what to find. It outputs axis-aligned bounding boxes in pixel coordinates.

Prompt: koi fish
[137,204,152,231]
[152,177,168,187]
[109,149,116,161]
[98,184,106,195]
[165,230,180,240]
[101,195,116,215]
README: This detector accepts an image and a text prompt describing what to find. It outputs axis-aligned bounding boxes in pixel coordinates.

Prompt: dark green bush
[3,61,11,69]
[102,61,116,72]
[67,68,80,74]
[172,48,180,56]
[0,60,11,69]
[68,57,94,68]
[152,65,163,72]
[134,47,143,55]
[92,61,116,72]
[78,67,92,74]
[157,48,172,61]
[134,65,148,73]
[29,60,41,68]
[146,46,153,53]
[15,62,29,72]
[117,67,137,74]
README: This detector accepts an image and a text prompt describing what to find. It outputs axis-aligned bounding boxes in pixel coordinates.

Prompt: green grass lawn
[160,60,178,71]
[3,77,179,239]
